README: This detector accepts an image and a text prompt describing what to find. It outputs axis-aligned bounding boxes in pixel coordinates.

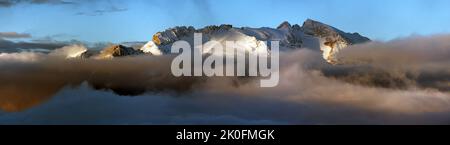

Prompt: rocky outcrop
[96,45,143,59]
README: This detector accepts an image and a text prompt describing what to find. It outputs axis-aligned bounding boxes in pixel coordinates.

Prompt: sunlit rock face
[302,19,370,63]
[95,45,143,59]
[137,19,370,64]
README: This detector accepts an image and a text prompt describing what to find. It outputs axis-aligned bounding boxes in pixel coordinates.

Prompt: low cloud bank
[0,35,449,124]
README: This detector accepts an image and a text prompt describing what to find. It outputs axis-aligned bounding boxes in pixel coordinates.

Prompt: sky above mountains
[0,0,449,43]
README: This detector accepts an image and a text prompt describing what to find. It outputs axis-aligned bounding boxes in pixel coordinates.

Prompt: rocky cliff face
[301,19,370,63]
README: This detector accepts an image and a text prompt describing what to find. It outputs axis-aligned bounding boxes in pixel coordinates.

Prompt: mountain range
[89,19,370,64]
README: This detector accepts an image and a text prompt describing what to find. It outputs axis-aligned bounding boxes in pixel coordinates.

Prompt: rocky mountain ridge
[81,19,370,64]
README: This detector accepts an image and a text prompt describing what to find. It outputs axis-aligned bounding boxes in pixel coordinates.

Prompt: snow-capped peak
[140,41,162,55]
[103,19,370,64]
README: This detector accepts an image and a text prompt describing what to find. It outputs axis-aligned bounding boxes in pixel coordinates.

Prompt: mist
[0,34,450,124]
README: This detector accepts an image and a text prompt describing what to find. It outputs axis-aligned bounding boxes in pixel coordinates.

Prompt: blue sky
[1,0,449,43]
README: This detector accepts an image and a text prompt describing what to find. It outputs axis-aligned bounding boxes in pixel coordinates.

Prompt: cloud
[0,38,67,53]
[0,32,31,39]
[75,6,127,16]
[0,34,450,124]
[0,0,14,7]
[0,0,128,16]
[326,35,450,91]
[0,33,93,53]
[29,0,75,5]
[31,33,79,43]
[0,0,76,7]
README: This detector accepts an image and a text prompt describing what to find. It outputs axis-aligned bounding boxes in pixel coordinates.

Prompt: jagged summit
[302,19,370,44]
[277,21,292,30]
